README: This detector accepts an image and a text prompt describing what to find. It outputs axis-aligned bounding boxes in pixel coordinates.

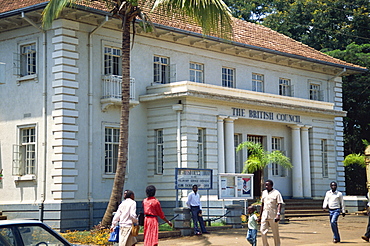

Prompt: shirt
[248,213,258,230]
[322,190,345,213]
[186,191,202,209]
[111,198,138,228]
[261,188,284,220]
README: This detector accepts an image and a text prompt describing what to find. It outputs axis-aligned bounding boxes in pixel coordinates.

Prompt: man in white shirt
[187,184,209,235]
[111,190,138,246]
[259,179,283,246]
[323,181,346,243]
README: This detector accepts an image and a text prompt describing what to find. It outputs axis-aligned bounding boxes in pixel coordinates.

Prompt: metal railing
[101,75,135,100]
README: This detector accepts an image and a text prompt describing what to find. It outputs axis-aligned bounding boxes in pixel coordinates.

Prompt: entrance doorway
[247,135,265,198]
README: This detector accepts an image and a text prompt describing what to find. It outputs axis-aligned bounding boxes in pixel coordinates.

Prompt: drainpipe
[21,12,47,222]
[173,101,183,207]
[88,16,109,228]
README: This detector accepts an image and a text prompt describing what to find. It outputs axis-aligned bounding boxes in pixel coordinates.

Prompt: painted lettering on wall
[232,108,301,123]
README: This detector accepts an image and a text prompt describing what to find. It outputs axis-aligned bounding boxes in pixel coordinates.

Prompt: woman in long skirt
[143,185,172,246]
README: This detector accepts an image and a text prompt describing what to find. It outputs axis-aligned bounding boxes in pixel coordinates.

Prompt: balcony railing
[102,75,135,100]
[101,75,137,111]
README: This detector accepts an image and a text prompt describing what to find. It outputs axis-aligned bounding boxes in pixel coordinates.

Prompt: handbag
[108,225,119,242]
[138,212,144,226]
[131,224,139,237]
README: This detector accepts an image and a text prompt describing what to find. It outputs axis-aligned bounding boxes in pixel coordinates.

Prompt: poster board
[218,173,254,199]
[175,168,213,190]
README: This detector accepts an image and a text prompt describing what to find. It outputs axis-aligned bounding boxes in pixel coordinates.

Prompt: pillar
[217,115,227,174]
[225,117,237,173]
[301,125,312,198]
[290,125,303,198]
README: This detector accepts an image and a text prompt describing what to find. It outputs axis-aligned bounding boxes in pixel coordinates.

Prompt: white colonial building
[0,0,366,230]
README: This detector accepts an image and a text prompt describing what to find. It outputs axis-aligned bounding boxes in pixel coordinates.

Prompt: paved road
[137,214,370,245]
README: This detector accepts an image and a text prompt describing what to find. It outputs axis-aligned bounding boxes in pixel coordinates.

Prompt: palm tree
[42,0,232,227]
[236,141,292,194]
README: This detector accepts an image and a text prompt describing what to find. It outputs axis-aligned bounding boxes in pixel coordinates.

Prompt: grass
[61,220,227,245]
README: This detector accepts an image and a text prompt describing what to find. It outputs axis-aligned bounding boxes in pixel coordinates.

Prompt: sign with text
[218,173,254,199]
[232,107,301,123]
[175,168,213,190]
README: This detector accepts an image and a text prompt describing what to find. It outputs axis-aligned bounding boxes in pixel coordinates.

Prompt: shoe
[202,232,210,234]
[362,236,369,242]
[195,232,202,235]
[333,239,340,243]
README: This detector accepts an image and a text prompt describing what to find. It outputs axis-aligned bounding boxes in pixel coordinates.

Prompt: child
[246,205,258,246]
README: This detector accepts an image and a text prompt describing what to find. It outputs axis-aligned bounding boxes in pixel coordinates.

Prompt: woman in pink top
[143,185,172,246]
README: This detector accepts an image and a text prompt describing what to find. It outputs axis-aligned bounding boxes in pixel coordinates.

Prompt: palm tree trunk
[101,19,131,228]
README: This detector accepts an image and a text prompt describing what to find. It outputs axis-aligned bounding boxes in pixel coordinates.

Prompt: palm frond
[152,0,232,38]
[268,150,293,169]
[343,153,366,168]
[42,0,76,29]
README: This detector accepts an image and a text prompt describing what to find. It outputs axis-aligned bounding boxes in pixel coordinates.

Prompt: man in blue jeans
[187,184,209,235]
[323,181,346,243]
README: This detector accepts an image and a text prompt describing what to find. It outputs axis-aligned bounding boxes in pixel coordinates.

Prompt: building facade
[0,1,366,230]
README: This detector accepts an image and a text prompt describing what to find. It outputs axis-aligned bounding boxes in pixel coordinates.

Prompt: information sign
[175,168,213,190]
[218,173,254,199]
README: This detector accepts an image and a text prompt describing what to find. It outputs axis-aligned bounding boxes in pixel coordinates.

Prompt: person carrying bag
[110,190,138,246]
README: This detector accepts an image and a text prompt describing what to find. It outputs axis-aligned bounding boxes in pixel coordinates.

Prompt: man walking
[187,184,209,235]
[259,179,283,246]
[323,181,346,243]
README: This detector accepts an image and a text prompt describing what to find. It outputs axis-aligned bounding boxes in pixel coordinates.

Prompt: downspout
[21,12,47,222]
[88,16,109,228]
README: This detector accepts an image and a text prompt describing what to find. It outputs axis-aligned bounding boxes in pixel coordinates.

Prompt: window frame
[104,126,120,175]
[309,82,321,101]
[13,124,37,179]
[153,55,170,84]
[103,46,122,76]
[271,137,285,177]
[222,67,235,88]
[321,139,328,178]
[190,62,204,83]
[15,39,38,82]
[155,129,164,174]
[279,78,291,96]
[252,73,264,92]
[197,128,206,169]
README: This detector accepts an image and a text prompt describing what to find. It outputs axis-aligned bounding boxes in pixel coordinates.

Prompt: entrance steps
[284,199,326,218]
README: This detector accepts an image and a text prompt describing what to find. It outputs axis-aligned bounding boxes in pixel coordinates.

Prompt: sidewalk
[137,214,370,245]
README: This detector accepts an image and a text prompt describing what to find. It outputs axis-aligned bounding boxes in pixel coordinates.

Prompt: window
[154,56,169,84]
[321,139,328,178]
[234,134,243,173]
[252,73,264,92]
[247,135,263,145]
[155,129,164,174]
[222,67,235,88]
[104,46,121,75]
[197,128,206,169]
[20,43,36,77]
[190,62,204,83]
[279,78,291,96]
[13,126,36,176]
[271,137,285,176]
[105,127,120,174]
[310,83,321,101]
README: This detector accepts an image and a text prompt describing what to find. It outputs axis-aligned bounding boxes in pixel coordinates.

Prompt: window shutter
[12,144,22,176]
[13,53,20,76]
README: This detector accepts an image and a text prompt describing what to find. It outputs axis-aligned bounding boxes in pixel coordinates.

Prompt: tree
[42,0,232,227]
[325,43,370,155]
[236,141,292,193]
[224,0,370,51]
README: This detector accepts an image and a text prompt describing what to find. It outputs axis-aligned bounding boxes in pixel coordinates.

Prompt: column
[217,116,227,174]
[301,125,312,198]
[225,117,237,173]
[289,125,303,198]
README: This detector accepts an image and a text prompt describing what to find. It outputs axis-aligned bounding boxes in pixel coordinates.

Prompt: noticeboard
[218,173,254,199]
[175,168,213,190]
